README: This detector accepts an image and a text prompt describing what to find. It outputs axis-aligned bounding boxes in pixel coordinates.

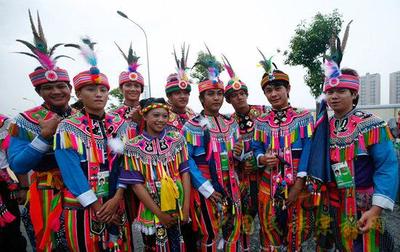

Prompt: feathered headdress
[115,42,144,87]
[192,45,224,93]
[222,54,247,97]
[257,48,289,90]
[323,20,358,93]
[66,37,109,90]
[165,43,192,95]
[16,10,71,87]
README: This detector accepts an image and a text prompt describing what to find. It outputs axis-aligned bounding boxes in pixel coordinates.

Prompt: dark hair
[139,97,167,110]
[341,68,359,106]
[71,100,84,110]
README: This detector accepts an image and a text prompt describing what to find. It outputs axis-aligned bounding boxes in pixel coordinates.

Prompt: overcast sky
[1,0,399,117]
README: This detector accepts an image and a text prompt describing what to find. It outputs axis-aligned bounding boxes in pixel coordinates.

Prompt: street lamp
[117,10,151,97]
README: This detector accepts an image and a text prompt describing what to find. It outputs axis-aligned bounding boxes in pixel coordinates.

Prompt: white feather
[199,116,211,129]
[316,93,326,103]
[108,137,124,154]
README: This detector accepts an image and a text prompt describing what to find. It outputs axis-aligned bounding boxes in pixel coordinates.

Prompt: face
[121,81,142,103]
[326,88,356,115]
[263,84,290,110]
[144,107,169,135]
[38,82,71,108]
[200,89,224,114]
[228,89,248,111]
[76,85,109,114]
[168,89,190,110]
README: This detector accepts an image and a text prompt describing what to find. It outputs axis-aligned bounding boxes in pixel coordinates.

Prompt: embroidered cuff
[30,136,51,153]
[118,183,127,189]
[77,190,97,207]
[296,171,307,178]
[372,194,394,211]
[198,180,215,198]
[256,154,265,168]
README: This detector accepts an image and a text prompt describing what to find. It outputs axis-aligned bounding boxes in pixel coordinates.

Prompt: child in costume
[252,50,314,252]
[118,97,191,251]
[54,38,132,252]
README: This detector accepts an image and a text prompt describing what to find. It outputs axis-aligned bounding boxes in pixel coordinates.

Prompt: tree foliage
[190,51,224,83]
[107,87,123,110]
[285,10,343,97]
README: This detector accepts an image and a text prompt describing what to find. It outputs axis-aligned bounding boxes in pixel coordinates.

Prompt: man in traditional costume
[182,48,242,251]
[8,10,73,251]
[312,57,399,252]
[165,44,196,132]
[252,51,314,251]
[54,38,132,251]
[222,55,268,251]
[118,97,191,251]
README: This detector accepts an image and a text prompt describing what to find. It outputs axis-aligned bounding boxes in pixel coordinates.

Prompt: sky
[1,0,399,117]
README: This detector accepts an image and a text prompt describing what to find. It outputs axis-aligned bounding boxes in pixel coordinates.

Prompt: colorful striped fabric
[29,67,70,87]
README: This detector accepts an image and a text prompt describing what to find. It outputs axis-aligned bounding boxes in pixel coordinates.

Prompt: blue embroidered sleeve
[251,139,266,168]
[297,137,312,177]
[118,168,145,185]
[187,144,207,189]
[55,148,92,198]
[369,140,399,210]
[8,135,50,174]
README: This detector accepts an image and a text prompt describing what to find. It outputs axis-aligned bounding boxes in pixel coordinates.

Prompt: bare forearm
[182,173,191,208]
[132,184,163,216]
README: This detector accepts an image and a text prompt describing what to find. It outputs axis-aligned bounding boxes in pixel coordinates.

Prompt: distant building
[390,71,400,104]
[359,73,381,105]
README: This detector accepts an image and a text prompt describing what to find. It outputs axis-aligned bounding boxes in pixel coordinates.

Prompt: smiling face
[326,87,357,117]
[143,107,169,135]
[38,81,71,109]
[121,81,142,105]
[76,84,109,115]
[200,88,224,115]
[263,84,290,110]
[167,89,190,111]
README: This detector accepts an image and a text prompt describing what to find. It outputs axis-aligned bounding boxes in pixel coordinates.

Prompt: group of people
[0,10,398,252]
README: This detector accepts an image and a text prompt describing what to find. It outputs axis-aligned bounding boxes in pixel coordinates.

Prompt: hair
[341,68,359,106]
[139,97,167,112]
[71,100,84,110]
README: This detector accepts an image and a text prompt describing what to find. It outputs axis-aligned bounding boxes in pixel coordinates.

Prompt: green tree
[107,87,123,111]
[191,51,224,83]
[285,10,343,98]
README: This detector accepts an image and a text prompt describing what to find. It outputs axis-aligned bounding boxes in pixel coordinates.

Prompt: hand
[39,115,61,139]
[357,206,382,233]
[16,189,28,205]
[91,201,103,219]
[110,214,123,225]
[261,153,279,169]
[182,203,190,223]
[128,106,142,123]
[286,178,304,206]
[97,197,120,223]
[208,191,222,206]
[158,212,177,228]
[243,160,254,174]
[233,138,244,157]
